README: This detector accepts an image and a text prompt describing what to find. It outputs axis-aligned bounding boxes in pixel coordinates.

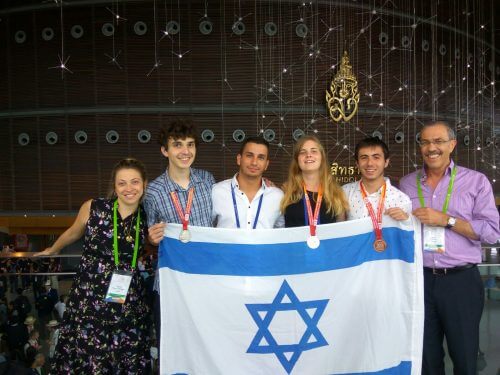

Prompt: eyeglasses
[418,139,452,147]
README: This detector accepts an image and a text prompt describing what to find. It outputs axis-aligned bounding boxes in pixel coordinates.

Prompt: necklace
[122,215,135,243]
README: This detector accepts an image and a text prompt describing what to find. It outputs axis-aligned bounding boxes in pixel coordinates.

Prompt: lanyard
[302,185,323,236]
[416,166,457,213]
[170,187,195,230]
[302,196,321,225]
[231,184,264,229]
[112,200,141,269]
[359,181,386,241]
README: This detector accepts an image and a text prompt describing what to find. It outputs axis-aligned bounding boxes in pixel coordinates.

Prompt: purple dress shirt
[400,160,500,268]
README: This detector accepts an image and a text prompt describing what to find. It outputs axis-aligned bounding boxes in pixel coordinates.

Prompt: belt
[424,264,476,275]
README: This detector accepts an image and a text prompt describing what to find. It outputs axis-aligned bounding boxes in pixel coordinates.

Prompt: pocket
[449,191,474,220]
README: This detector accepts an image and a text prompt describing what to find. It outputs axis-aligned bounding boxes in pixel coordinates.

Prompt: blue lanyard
[302,191,321,226]
[231,184,264,229]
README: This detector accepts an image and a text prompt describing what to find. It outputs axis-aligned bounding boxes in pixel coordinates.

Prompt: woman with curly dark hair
[36,158,151,374]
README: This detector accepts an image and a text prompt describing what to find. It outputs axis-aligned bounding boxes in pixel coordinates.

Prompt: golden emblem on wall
[326,51,360,122]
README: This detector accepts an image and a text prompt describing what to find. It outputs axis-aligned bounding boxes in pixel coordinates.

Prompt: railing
[0,252,81,276]
[0,252,81,258]
[480,245,500,267]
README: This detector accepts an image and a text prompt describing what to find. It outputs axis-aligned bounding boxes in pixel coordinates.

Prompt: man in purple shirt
[400,121,499,375]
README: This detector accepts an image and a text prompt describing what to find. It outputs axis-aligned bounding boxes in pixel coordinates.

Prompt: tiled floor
[443,297,500,374]
[475,264,500,375]
[477,299,500,374]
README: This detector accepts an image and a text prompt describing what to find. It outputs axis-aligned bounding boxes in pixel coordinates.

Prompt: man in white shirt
[212,137,284,229]
[342,137,411,221]
[54,295,67,321]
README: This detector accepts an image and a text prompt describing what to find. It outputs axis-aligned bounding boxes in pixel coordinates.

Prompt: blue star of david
[245,280,329,374]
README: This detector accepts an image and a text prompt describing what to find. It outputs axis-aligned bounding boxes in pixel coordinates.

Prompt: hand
[385,207,409,221]
[33,247,59,257]
[148,222,166,246]
[412,207,448,226]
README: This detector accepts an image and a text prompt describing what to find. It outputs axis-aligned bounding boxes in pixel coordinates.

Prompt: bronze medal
[360,181,388,253]
[373,239,387,252]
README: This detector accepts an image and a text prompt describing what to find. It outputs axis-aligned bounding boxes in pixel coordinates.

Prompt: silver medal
[306,235,320,249]
[179,229,191,243]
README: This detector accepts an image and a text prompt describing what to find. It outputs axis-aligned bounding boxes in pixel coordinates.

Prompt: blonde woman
[281,135,349,228]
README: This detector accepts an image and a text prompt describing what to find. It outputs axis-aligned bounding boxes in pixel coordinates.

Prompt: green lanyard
[113,200,141,269]
[416,166,457,213]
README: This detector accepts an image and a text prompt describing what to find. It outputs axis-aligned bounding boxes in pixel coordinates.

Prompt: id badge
[423,225,446,253]
[104,270,133,304]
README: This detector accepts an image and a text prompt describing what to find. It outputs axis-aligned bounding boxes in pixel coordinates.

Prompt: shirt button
[433,195,436,198]
[247,222,251,224]
[248,205,251,208]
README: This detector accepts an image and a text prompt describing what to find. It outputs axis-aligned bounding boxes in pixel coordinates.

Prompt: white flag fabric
[159,217,423,375]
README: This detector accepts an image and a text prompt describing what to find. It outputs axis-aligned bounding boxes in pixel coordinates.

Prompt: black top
[284,190,337,228]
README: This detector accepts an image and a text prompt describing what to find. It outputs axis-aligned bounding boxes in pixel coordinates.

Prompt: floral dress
[51,199,151,374]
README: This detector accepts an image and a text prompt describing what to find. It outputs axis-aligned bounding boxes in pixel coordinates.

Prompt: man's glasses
[418,139,452,147]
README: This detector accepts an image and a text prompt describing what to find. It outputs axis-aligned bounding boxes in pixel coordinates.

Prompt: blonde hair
[280,135,349,218]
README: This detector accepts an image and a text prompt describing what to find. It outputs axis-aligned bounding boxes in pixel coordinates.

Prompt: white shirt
[342,178,412,220]
[212,174,285,229]
[54,301,65,320]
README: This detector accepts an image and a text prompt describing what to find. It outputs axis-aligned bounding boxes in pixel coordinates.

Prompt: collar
[420,159,455,182]
[360,177,391,196]
[164,168,201,191]
[231,173,266,191]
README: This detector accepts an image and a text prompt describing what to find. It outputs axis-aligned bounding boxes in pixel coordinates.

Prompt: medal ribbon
[359,181,386,242]
[416,166,457,213]
[170,187,195,230]
[231,183,264,229]
[303,185,323,237]
[113,200,141,269]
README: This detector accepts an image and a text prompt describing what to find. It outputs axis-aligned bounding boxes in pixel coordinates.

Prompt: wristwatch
[445,216,456,229]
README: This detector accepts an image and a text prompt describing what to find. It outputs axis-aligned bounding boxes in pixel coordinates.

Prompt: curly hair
[158,118,198,149]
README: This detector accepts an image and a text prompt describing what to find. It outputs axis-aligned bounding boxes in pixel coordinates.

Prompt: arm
[412,207,479,241]
[211,185,219,227]
[208,171,217,186]
[451,217,479,240]
[385,193,412,222]
[34,200,91,256]
[412,173,499,242]
[148,222,166,246]
[385,207,409,221]
[468,175,500,244]
[143,192,166,246]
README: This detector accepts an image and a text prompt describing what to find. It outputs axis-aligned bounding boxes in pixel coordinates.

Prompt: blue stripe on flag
[159,226,414,276]
[169,361,411,375]
[335,360,411,374]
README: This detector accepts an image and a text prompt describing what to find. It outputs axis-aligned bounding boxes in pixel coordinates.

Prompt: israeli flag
[159,217,423,375]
